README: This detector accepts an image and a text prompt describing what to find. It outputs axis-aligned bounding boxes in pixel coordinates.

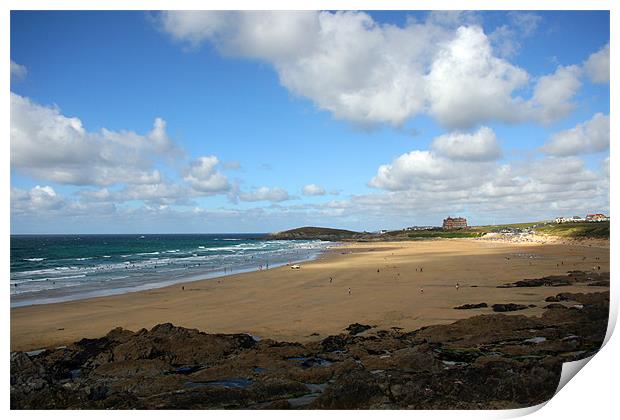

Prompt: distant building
[585,213,609,222]
[555,216,581,224]
[406,226,435,231]
[443,217,468,230]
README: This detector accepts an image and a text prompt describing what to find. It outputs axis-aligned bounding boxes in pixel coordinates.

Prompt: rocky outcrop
[345,323,372,335]
[11,289,609,410]
[498,271,608,288]
[267,227,364,241]
[492,303,529,312]
[454,303,487,310]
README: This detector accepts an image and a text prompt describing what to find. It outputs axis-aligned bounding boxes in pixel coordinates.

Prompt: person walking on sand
[348,287,351,295]
[330,277,333,284]
[455,282,459,290]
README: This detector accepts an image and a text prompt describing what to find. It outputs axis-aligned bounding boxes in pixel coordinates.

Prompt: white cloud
[11,93,174,186]
[541,113,610,156]
[183,156,231,193]
[369,150,493,191]
[529,65,582,124]
[159,11,588,130]
[302,183,326,196]
[222,160,242,170]
[488,12,541,58]
[507,12,542,37]
[11,185,64,212]
[238,186,291,202]
[362,151,606,226]
[584,43,610,83]
[430,126,502,161]
[11,60,27,81]
[426,26,530,128]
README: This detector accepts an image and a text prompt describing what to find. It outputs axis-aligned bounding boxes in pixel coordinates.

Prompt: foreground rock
[498,271,608,288]
[11,288,608,409]
[492,303,529,312]
[454,303,488,310]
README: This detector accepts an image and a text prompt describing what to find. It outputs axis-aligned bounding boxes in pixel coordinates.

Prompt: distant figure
[329,277,333,283]
[561,261,564,265]
[420,267,423,273]
[455,282,460,290]
[420,288,424,294]
[598,266,601,270]
[377,269,380,273]
[181,286,184,291]
[348,287,351,295]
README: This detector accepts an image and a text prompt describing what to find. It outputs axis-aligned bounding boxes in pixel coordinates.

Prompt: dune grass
[535,221,609,238]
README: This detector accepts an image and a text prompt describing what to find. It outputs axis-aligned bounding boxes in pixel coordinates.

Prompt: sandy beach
[10,238,609,352]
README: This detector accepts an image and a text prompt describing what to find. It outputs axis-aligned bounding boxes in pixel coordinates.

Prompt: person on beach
[348,287,351,295]
[329,277,333,283]
[455,282,460,290]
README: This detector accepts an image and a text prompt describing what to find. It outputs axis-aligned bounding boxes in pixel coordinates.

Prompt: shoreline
[11,242,338,309]
[11,237,609,352]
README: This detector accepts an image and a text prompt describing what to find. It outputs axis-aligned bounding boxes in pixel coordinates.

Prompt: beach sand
[10,238,609,351]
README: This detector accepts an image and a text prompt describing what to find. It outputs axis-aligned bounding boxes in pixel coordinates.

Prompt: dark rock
[454,303,487,310]
[588,280,610,287]
[321,335,348,352]
[345,323,372,335]
[312,370,383,409]
[492,303,528,312]
[544,303,566,309]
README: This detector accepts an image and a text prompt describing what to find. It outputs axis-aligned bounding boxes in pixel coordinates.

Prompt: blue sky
[10,10,610,233]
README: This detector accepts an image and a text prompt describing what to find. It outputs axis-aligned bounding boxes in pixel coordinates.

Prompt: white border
[3,1,617,419]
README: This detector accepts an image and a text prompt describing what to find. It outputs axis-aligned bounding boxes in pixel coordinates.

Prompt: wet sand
[10,238,609,351]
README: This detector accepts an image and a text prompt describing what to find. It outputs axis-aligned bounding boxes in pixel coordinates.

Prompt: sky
[9,10,610,234]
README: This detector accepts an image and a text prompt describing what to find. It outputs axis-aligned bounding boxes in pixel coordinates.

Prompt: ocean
[10,234,333,308]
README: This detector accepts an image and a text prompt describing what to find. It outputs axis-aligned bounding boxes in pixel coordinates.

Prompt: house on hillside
[555,216,583,223]
[585,213,609,222]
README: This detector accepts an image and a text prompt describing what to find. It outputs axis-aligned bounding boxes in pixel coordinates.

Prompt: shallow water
[11,234,333,307]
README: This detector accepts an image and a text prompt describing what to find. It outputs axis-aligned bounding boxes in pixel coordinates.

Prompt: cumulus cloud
[426,26,530,128]
[584,43,610,83]
[529,65,582,124]
[238,186,291,202]
[162,11,572,129]
[183,156,231,193]
[489,12,542,58]
[363,151,606,226]
[541,113,610,156]
[302,183,326,196]
[11,185,64,212]
[430,126,502,161]
[369,150,494,191]
[11,60,27,81]
[11,93,175,186]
